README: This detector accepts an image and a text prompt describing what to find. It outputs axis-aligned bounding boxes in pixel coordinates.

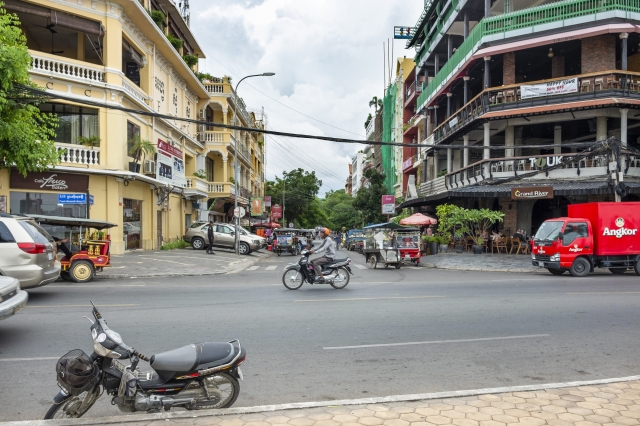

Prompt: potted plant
[454,230,466,253]
[436,234,449,253]
[460,209,505,255]
[127,135,156,173]
[77,135,100,149]
[193,169,206,179]
[473,237,485,254]
[424,236,439,256]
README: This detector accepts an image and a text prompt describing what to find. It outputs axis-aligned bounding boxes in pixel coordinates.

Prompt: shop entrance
[123,199,142,250]
[531,197,569,235]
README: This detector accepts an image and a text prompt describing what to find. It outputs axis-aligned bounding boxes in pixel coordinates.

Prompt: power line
[200,49,364,137]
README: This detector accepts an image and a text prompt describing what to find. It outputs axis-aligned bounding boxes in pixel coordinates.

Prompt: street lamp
[233,72,275,255]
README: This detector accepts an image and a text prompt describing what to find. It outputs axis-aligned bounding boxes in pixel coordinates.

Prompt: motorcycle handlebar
[134,350,149,362]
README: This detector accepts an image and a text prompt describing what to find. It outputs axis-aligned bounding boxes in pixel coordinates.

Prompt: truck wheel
[609,268,627,275]
[635,258,640,276]
[547,269,565,275]
[569,258,590,277]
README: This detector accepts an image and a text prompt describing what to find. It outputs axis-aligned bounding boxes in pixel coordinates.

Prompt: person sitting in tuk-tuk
[52,236,73,259]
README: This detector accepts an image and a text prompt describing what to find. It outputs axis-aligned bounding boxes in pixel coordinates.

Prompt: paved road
[1,250,640,421]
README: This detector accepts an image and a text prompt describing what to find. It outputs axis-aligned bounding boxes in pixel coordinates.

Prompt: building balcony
[198,131,230,144]
[433,71,640,145]
[228,140,251,165]
[30,51,106,85]
[185,177,210,198]
[404,80,423,108]
[415,0,640,111]
[56,143,101,166]
[365,118,375,139]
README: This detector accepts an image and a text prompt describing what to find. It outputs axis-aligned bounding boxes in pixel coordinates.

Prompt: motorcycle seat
[324,258,348,266]
[150,342,235,374]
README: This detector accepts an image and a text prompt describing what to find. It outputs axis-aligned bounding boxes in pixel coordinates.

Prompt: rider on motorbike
[310,228,335,282]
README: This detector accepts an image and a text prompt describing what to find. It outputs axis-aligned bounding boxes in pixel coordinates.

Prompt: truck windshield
[534,221,564,242]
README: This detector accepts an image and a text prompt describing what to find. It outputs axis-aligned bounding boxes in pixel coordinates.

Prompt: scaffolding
[381,84,396,195]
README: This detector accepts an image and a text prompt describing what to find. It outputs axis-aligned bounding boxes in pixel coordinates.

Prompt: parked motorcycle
[45,303,245,419]
[282,250,354,290]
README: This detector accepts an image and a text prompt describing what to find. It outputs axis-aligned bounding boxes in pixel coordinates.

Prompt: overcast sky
[188,0,423,196]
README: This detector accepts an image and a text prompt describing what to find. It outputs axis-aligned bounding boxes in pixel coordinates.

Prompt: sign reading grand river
[520,78,578,99]
[156,139,186,188]
[511,186,554,200]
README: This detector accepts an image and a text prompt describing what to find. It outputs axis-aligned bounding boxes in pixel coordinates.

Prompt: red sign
[402,158,413,171]
[272,204,282,219]
[382,195,396,215]
[382,195,395,204]
[264,196,272,207]
[157,139,183,157]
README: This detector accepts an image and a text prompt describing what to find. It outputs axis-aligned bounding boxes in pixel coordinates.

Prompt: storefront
[123,198,142,250]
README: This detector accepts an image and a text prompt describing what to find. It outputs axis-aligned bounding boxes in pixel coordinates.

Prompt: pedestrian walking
[206,221,216,254]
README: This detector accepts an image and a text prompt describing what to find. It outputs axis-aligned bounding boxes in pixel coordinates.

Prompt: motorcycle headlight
[550,253,560,262]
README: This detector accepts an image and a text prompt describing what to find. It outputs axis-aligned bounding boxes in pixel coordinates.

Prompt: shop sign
[520,77,578,99]
[382,195,395,215]
[511,186,554,200]
[156,139,187,188]
[250,197,264,216]
[402,158,413,171]
[264,196,271,207]
[272,204,282,219]
[10,170,88,192]
[58,193,94,205]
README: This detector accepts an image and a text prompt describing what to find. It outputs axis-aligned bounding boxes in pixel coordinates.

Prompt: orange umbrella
[400,213,438,226]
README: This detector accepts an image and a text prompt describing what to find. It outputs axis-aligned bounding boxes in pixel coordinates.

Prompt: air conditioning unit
[197,132,206,142]
[143,159,156,174]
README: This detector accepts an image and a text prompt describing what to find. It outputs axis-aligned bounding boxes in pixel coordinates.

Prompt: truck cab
[532,218,594,276]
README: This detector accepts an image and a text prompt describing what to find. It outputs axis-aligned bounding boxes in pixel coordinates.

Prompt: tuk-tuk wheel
[276,249,281,257]
[60,271,71,281]
[69,260,95,283]
[368,255,377,269]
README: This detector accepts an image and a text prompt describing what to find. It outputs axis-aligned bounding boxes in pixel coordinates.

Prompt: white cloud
[189,0,423,195]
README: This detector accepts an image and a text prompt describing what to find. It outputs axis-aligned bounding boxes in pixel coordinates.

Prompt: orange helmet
[321,227,330,236]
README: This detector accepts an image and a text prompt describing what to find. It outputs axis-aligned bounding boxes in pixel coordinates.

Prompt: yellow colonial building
[0,0,266,253]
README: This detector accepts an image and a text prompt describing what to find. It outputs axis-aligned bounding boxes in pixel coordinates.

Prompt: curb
[97,252,273,279]
[422,263,540,273]
[12,375,640,426]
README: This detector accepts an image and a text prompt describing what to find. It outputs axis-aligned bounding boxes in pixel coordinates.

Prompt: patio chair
[492,237,507,254]
[505,89,516,103]
[594,77,604,91]
[509,238,523,254]
[580,79,591,92]
[465,236,474,251]
[607,77,620,89]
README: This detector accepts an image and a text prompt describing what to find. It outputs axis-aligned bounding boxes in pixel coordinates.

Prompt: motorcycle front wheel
[282,269,304,290]
[44,387,101,419]
[330,267,350,289]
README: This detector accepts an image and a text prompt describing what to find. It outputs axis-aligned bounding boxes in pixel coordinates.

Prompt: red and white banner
[157,139,186,188]
[520,77,578,99]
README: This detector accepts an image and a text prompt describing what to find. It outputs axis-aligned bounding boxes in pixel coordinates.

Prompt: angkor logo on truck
[602,217,638,238]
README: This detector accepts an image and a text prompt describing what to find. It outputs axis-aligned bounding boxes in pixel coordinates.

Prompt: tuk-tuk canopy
[27,215,118,230]
[363,222,417,231]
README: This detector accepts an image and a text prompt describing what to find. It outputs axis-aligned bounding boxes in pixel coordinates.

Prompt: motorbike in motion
[45,303,245,419]
[282,250,354,290]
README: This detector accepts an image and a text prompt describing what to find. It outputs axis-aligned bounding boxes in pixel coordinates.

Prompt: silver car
[0,214,61,289]
[183,222,263,255]
[0,276,28,320]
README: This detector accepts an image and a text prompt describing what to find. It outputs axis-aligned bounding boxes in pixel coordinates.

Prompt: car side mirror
[558,232,564,241]
[230,231,235,236]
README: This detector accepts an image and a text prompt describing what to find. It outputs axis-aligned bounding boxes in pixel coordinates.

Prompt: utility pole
[232,72,275,254]
[282,172,286,226]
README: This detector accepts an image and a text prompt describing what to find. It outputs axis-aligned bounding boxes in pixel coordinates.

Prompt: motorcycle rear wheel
[196,372,240,409]
[282,269,304,290]
[330,267,350,289]
[44,387,101,419]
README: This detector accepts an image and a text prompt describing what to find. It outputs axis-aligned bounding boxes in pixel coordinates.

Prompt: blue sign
[58,194,92,205]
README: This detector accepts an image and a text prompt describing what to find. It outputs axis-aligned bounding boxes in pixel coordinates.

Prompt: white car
[0,276,28,321]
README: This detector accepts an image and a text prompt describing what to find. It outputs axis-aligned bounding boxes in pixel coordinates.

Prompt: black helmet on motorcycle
[56,349,100,395]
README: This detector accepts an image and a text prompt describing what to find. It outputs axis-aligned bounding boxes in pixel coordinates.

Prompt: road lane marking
[324,334,550,350]
[294,296,444,302]
[0,357,58,362]
[247,266,260,271]
[26,304,139,309]
[265,265,278,271]
[567,291,640,294]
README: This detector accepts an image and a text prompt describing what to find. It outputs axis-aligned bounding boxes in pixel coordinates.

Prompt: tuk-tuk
[396,229,422,265]
[363,223,417,269]
[345,229,366,253]
[272,228,301,256]
[28,215,117,283]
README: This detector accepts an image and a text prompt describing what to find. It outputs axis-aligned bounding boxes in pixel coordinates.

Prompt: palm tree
[127,135,156,172]
[369,96,382,113]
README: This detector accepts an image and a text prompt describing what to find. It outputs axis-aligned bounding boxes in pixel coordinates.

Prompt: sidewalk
[421,252,538,273]
[14,376,640,426]
[100,248,271,279]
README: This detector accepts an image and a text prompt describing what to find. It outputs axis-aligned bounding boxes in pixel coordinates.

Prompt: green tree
[0,4,58,176]
[265,168,322,226]
[353,167,387,225]
[321,189,358,230]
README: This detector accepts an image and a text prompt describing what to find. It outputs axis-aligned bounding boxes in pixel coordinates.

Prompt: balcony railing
[416,0,640,109]
[447,152,616,188]
[30,51,105,84]
[365,119,374,139]
[434,71,640,144]
[405,80,423,102]
[186,177,209,193]
[418,176,446,197]
[204,83,226,94]
[208,182,230,194]
[56,143,100,166]
[199,131,227,143]
[122,79,150,104]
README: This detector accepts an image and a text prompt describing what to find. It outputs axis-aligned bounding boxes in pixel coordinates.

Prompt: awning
[400,213,438,226]
[5,0,104,36]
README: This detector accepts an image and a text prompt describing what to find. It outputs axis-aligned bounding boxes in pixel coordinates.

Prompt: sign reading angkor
[511,186,554,200]
[10,170,89,192]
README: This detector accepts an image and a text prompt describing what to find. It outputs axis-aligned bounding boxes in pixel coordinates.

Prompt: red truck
[531,202,640,277]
